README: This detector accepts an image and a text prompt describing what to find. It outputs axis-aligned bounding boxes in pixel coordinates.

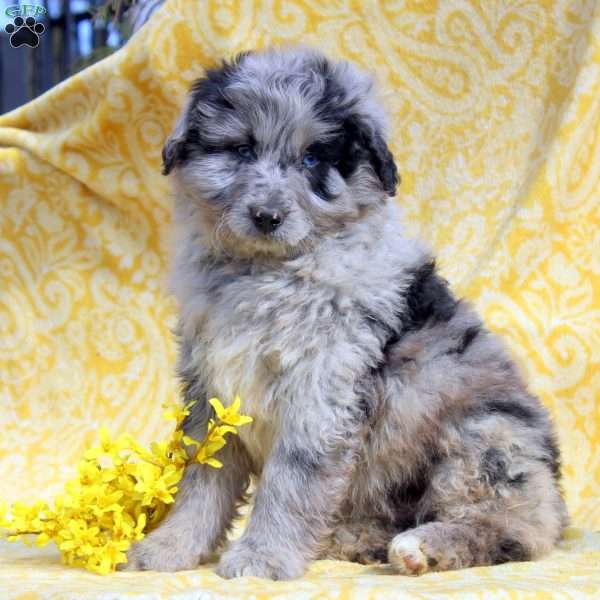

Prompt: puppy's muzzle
[249,205,285,234]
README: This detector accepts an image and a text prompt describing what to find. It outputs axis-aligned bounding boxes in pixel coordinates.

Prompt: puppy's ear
[162,107,189,176]
[348,116,400,196]
[363,126,400,196]
[162,55,246,175]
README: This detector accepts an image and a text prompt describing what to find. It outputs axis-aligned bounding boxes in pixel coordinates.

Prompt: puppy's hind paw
[388,533,429,576]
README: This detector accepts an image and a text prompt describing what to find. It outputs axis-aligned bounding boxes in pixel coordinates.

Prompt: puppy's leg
[217,441,352,579]
[388,430,567,575]
[124,415,251,571]
[217,400,361,580]
[389,519,524,575]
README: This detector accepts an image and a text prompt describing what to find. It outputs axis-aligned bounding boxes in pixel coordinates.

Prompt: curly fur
[125,46,568,579]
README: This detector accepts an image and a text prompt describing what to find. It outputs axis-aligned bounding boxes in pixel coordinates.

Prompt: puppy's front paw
[120,530,203,572]
[217,541,304,580]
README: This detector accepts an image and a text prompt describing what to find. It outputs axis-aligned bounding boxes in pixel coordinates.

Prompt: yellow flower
[118,433,149,457]
[134,463,181,506]
[112,512,146,541]
[64,481,104,508]
[90,487,124,518]
[209,396,253,427]
[37,511,60,547]
[8,501,48,534]
[148,438,179,467]
[58,520,101,557]
[84,427,129,462]
[77,460,103,486]
[152,474,180,504]
[207,419,238,437]
[181,435,200,449]
[167,429,188,457]
[162,400,195,428]
[193,428,228,468]
[100,461,138,491]
[87,539,130,575]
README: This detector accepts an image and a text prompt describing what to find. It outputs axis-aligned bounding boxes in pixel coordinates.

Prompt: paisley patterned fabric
[0,0,598,597]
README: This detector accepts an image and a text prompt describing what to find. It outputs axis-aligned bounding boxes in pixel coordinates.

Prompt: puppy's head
[164,47,399,258]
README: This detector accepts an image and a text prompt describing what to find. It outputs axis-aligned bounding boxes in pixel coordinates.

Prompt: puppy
[126,47,567,579]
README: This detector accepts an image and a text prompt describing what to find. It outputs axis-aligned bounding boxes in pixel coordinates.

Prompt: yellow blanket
[0,1,599,597]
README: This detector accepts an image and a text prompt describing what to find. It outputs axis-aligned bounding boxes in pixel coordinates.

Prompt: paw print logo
[5,16,45,48]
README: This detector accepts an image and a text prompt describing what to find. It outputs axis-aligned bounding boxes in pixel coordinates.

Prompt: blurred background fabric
[0,0,599,597]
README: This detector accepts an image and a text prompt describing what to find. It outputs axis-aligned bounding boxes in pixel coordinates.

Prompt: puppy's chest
[196,271,341,417]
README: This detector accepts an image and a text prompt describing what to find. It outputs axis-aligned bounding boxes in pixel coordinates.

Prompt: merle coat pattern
[125,47,567,579]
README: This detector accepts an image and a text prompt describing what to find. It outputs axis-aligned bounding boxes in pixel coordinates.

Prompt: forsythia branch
[0,396,252,575]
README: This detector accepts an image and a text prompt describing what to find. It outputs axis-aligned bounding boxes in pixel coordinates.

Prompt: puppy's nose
[249,206,284,234]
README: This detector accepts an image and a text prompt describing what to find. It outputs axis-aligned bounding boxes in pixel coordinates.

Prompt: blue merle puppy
[124,47,567,579]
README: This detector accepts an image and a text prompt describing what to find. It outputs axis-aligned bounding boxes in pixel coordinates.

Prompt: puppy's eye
[302,153,319,168]
[236,144,254,160]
